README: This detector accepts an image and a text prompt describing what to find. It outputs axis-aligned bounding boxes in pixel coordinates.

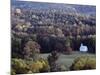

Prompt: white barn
[79,43,88,52]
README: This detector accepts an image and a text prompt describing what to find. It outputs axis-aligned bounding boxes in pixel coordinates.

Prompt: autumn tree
[64,37,72,54]
[47,51,60,72]
[23,39,40,60]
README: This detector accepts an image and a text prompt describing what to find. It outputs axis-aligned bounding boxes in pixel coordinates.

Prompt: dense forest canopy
[11,0,96,54]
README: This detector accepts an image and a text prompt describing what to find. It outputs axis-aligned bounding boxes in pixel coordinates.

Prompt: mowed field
[40,51,96,70]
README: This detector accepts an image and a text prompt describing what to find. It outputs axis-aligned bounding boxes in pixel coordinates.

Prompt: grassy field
[40,51,96,70]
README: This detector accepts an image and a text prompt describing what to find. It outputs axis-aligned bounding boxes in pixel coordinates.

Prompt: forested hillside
[11,0,96,75]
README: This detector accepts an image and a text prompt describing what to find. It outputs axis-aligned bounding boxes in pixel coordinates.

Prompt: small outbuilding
[79,43,88,52]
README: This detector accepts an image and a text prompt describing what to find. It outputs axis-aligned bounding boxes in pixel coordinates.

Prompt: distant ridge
[11,0,96,15]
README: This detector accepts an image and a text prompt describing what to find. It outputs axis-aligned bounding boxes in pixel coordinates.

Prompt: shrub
[58,65,68,71]
[39,59,50,72]
[11,59,30,74]
[70,56,96,70]
[29,61,42,73]
[11,58,50,74]
[64,46,72,54]
[29,59,50,73]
